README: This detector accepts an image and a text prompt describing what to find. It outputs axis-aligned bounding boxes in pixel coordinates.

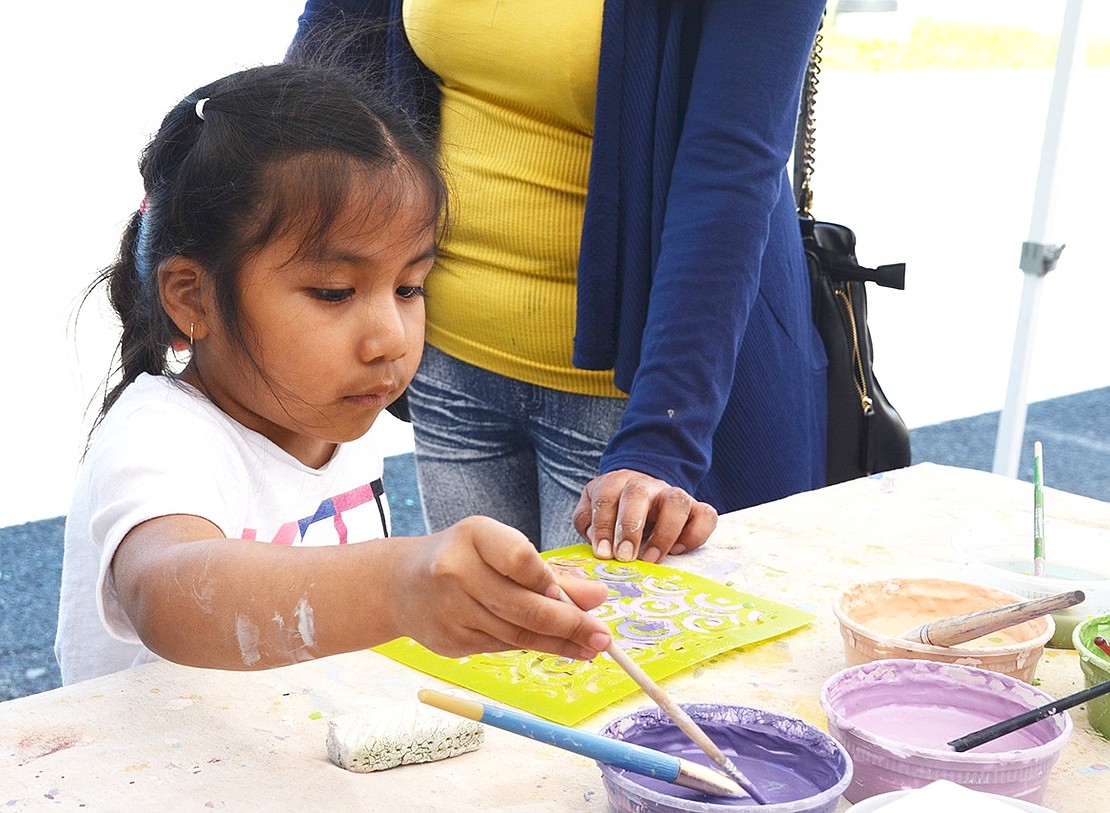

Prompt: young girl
[54,63,611,686]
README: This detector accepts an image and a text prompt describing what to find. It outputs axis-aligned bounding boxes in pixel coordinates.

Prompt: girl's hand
[571,470,717,564]
[391,516,612,660]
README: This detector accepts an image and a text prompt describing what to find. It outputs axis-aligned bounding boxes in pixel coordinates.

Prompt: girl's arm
[112,513,612,671]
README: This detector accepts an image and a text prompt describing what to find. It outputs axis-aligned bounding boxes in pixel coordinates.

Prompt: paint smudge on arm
[295,597,316,648]
[235,614,262,666]
[233,598,317,668]
[191,578,216,614]
[188,552,218,614]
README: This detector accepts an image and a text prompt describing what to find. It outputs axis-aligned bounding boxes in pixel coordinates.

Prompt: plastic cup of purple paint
[820,659,1071,806]
[596,704,852,812]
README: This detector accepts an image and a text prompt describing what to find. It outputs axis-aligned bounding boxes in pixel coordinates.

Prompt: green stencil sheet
[374,545,813,725]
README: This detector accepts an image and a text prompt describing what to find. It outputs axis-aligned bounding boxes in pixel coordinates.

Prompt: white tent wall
[0,1,417,529]
[812,2,1108,434]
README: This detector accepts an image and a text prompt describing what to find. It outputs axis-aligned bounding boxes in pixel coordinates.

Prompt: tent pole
[991,0,1086,477]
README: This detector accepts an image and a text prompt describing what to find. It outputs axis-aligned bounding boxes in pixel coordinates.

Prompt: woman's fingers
[574,471,637,559]
[642,497,717,562]
[575,470,717,562]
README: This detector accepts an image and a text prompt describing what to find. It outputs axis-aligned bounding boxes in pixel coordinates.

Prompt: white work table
[3,464,1108,811]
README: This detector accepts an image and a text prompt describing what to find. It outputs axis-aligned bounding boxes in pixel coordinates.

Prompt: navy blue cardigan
[292,0,828,512]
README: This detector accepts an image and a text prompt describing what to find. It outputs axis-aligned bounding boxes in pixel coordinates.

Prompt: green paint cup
[1071,613,1110,739]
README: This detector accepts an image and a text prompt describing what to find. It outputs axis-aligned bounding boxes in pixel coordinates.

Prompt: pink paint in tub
[597,704,852,812]
[819,659,1071,805]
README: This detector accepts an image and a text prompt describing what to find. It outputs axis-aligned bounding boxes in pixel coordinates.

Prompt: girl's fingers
[558,574,609,612]
[467,517,556,593]
[417,619,601,662]
[424,578,610,660]
[484,577,611,656]
[425,518,611,658]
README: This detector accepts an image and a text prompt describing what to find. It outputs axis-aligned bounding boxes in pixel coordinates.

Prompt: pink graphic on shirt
[268,522,300,546]
[240,479,385,546]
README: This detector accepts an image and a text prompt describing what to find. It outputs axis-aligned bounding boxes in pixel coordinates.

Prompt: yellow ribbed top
[404,0,622,397]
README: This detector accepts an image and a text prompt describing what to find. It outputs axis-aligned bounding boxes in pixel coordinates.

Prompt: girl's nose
[357,298,409,363]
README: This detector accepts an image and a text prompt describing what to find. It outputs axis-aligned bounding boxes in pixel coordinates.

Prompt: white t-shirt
[55,373,390,685]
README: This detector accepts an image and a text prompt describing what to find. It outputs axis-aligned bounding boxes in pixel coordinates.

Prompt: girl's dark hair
[90,61,445,429]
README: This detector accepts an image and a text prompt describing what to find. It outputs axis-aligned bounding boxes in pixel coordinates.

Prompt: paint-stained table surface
[3,463,1108,811]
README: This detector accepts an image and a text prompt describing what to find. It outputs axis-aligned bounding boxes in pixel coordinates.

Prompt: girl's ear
[158,256,212,341]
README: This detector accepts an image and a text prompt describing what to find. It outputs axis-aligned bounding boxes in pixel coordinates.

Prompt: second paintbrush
[417,689,744,797]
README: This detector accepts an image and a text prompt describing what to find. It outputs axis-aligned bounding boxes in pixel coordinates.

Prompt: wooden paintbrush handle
[555,586,766,803]
[904,590,1085,647]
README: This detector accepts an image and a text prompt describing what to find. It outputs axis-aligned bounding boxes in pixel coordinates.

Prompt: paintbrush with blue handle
[417,689,743,797]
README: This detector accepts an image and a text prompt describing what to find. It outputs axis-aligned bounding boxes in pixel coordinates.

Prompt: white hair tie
[195,98,209,121]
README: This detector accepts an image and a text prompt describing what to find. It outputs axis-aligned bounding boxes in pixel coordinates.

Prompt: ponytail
[83,207,181,437]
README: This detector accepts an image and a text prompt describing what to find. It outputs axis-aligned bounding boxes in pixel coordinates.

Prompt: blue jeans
[406,345,627,551]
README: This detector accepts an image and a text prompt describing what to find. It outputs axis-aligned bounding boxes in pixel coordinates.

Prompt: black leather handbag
[794,17,911,486]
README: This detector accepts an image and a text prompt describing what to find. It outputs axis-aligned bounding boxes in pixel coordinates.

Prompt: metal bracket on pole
[1019,241,1066,278]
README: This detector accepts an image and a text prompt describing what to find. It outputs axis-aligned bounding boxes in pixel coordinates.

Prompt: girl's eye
[397,286,427,300]
[311,288,354,303]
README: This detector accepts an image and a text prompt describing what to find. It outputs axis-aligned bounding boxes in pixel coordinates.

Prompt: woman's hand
[572,469,717,563]
[392,516,612,659]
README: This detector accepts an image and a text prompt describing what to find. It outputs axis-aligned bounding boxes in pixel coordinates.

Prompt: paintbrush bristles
[556,586,768,804]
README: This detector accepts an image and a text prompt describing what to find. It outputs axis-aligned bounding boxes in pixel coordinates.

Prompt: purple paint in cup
[597,704,852,812]
[820,659,1071,805]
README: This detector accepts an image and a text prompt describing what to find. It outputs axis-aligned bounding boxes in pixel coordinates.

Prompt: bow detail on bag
[800,218,905,290]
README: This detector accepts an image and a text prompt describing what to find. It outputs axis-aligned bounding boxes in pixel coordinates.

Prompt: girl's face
[188,172,437,468]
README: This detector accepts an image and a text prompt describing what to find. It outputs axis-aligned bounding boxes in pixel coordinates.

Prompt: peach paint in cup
[833,578,1052,683]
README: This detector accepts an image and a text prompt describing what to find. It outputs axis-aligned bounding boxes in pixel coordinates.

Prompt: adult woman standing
[290,0,828,560]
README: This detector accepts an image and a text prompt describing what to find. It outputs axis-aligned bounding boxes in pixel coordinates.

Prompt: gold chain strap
[796,12,825,217]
